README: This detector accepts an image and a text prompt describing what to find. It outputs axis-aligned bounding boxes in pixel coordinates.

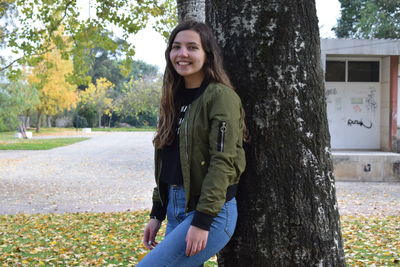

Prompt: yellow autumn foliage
[79,77,114,127]
[80,78,113,114]
[28,42,78,116]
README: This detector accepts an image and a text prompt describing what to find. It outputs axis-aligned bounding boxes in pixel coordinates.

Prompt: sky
[130,0,342,70]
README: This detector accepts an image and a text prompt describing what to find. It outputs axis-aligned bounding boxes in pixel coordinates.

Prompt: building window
[325,59,380,82]
[325,61,346,82]
[348,61,380,82]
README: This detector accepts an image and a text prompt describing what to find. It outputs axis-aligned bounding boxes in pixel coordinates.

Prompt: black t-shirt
[159,86,200,185]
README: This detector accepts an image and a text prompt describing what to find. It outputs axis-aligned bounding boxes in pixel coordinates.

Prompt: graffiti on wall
[347,118,373,129]
[365,89,377,113]
[326,88,337,96]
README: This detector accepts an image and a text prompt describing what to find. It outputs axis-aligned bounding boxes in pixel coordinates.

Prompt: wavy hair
[153,20,234,149]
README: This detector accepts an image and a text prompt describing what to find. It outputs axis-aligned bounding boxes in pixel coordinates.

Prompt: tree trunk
[36,111,42,133]
[46,115,52,128]
[98,112,102,128]
[18,123,27,139]
[24,110,30,129]
[108,113,112,128]
[177,0,205,22]
[205,0,345,266]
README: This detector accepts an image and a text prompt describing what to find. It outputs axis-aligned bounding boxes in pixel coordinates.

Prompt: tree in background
[127,60,159,82]
[334,0,400,38]
[2,0,176,80]
[28,45,78,132]
[1,0,172,130]
[0,77,38,132]
[0,0,16,65]
[77,46,160,127]
[114,76,161,127]
[79,77,114,128]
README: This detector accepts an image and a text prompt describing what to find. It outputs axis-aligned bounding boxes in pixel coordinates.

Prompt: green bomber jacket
[150,82,246,230]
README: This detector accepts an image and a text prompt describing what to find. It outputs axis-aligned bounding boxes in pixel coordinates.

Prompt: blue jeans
[137,185,237,267]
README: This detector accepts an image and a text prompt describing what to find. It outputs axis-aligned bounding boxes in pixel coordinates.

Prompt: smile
[177,62,191,65]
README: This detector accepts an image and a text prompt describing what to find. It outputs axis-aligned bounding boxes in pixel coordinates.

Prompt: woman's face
[169,30,206,87]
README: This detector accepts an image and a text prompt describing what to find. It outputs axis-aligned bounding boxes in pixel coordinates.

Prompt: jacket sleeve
[191,87,244,231]
[149,148,166,221]
[150,186,166,221]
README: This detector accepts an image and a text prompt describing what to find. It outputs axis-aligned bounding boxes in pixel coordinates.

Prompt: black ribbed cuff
[191,210,215,231]
[150,201,166,221]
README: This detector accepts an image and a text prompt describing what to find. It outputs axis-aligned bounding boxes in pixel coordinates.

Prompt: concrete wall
[321,39,400,56]
[381,56,391,151]
[397,57,400,127]
[333,152,400,182]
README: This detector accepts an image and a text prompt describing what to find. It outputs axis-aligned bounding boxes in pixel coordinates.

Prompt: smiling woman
[137,20,246,267]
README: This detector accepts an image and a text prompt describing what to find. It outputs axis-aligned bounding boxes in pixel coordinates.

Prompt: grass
[0,127,154,150]
[0,137,89,150]
[0,212,398,266]
[0,131,16,140]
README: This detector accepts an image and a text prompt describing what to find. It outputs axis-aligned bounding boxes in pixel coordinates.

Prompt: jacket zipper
[185,104,191,161]
[218,121,227,152]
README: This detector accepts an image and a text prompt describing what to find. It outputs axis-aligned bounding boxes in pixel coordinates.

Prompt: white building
[321,39,400,151]
[320,39,400,181]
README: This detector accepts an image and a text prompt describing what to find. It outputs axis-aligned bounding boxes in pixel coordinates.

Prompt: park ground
[0,130,399,266]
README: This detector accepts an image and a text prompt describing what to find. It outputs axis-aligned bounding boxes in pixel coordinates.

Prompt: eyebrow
[172,41,200,46]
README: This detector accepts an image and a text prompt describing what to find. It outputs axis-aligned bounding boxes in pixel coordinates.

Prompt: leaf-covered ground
[0,212,398,266]
[342,216,400,266]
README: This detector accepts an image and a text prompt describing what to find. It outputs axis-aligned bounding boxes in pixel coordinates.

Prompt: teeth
[178,62,190,65]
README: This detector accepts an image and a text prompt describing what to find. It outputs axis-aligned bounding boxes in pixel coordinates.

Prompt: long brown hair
[154,20,234,149]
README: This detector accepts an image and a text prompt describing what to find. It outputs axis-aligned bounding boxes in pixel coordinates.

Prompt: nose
[177,47,188,57]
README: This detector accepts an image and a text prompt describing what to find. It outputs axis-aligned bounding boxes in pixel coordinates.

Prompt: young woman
[138,20,246,267]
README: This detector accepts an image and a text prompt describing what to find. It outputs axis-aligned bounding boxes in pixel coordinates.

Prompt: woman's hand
[185,225,209,256]
[143,219,162,250]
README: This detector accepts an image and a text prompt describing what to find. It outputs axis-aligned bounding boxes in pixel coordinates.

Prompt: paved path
[335,181,400,216]
[0,132,399,216]
[0,132,155,214]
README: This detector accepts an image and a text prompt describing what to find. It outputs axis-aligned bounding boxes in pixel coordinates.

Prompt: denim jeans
[137,185,237,267]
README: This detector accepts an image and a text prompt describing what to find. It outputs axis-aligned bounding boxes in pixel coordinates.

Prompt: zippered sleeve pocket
[217,121,227,152]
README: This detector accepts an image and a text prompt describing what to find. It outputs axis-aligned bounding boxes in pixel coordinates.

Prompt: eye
[188,46,198,50]
[171,45,180,50]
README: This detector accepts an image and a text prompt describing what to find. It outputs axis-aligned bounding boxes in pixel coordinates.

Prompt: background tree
[0,0,16,65]
[114,76,162,127]
[2,0,177,79]
[79,77,114,128]
[28,44,78,132]
[333,0,400,38]
[77,52,160,127]
[0,77,38,132]
[201,0,345,265]
[127,60,159,82]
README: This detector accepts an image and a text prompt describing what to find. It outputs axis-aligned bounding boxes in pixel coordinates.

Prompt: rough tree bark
[204,0,346,266]
[177,0,205,22]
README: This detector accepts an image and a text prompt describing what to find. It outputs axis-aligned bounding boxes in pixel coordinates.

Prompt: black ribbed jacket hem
[190,211,214,231]
[149,201,166,221]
